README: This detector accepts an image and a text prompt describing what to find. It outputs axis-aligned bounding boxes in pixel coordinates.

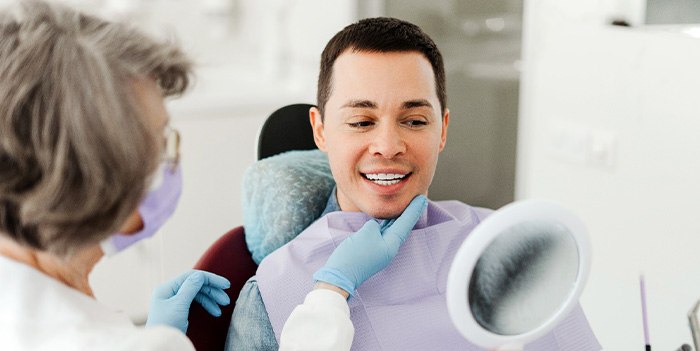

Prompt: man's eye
[404,120,428,128]
[348,121,374,128]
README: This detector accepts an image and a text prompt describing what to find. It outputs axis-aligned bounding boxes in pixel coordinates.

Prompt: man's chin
[358,191,429,219]
[362,203,407,220]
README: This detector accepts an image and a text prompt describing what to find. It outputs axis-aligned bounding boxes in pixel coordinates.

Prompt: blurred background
[11,0,700,350]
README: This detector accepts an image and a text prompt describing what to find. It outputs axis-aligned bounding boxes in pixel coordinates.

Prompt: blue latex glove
[313,195,428,296]
[146,270,231,334]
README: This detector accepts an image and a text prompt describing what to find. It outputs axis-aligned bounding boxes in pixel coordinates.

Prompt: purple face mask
[100,163,183,256]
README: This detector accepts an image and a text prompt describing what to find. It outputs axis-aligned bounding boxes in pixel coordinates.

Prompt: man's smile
[361,172,412,186]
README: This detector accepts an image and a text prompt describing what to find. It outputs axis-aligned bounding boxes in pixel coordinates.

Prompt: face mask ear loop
[165,128,181,173]
[172,129,181,172]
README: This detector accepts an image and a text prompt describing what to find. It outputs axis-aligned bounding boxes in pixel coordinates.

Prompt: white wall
[518,1,700,349]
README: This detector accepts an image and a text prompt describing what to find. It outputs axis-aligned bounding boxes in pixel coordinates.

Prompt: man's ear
[439,108,449,152]
[310,106,327,151]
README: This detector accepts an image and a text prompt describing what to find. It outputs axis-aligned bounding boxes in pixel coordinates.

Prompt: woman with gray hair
[0,1,229,349]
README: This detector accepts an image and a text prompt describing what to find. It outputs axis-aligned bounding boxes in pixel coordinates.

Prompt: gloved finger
[152,270,196,299]
[194,293,223,317]
[378,218,396,232]
[198,285,230,306]
[196,270,231,290]
[172,270,206,305]
[382,195,427,247]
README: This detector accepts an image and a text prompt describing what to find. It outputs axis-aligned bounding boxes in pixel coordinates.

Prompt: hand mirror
[446,200,591,350]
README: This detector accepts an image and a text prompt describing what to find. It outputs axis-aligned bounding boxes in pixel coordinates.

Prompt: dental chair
[185,104,316,351]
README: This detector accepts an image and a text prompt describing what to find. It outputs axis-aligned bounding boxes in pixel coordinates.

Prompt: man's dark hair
[317,17,446,117]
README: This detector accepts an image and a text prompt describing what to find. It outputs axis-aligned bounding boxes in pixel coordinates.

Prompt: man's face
[310,50,449,219]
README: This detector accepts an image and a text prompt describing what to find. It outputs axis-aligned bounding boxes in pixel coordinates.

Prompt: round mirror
[446,200,591,349]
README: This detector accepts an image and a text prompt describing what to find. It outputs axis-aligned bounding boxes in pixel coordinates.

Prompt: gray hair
[0,0,192,256]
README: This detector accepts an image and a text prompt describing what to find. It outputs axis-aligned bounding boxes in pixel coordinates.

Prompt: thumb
[173,271,205,304]
[382,195,427,247]
[337,220,381,249]
[358,219,381,236]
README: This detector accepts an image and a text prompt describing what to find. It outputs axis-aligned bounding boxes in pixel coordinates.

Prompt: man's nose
[368,123,406,159]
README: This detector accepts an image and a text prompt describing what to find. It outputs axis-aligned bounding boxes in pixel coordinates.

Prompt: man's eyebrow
[401,99,433,110]
[341,99,377,109]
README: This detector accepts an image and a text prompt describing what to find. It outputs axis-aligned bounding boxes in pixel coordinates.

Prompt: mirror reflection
[468,220,579,335]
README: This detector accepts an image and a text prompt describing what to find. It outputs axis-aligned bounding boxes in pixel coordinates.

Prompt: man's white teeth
[364,173,407,186]
[365,173,406,180]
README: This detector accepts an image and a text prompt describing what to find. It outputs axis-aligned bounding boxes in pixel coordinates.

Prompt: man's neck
[320,186,342,217]
[0,235,102,296]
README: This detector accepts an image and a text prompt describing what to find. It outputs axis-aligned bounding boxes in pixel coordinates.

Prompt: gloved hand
[146,270,231,334]
[313,195,428,297]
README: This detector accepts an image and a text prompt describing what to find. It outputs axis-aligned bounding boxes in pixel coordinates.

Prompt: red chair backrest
[186,226,257,351]
[186,104,315,349]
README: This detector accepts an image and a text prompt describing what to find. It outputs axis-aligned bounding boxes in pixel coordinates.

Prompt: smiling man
[226,18,601,351]
[310,49,448,219]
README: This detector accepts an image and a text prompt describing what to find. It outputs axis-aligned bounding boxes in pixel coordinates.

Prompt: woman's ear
[117,211,144,235]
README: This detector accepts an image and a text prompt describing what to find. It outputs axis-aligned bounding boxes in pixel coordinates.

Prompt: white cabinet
[517,1,700,349]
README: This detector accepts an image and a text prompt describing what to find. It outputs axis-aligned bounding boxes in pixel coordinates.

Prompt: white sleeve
[279,289,354,351]
[116,326,196,351]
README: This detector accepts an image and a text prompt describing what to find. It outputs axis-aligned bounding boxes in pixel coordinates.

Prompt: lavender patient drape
[257,200,601,351]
